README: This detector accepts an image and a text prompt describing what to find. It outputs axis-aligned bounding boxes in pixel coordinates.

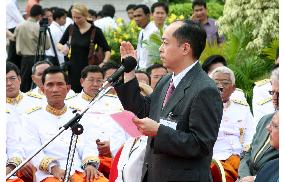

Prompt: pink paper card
[110,110,142,137]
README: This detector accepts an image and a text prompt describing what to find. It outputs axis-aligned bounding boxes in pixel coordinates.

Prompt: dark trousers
[7,27,22,69]
[20,56,36,92]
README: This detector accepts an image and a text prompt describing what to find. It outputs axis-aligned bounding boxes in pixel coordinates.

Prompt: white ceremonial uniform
[45,21,65,65]
[230,88,247,102]
[136,22,158,69]
[22,104,99,182]
[213,99,255,160]
[252,79,274,123]
[115,136,148,182]
[69,91,128,156]
[94,17,118,32]
[6,110,25,165]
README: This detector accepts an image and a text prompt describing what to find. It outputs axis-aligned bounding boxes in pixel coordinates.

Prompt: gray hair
[209,66,236,84]
[31,60,53,75]
[270,67,279,82]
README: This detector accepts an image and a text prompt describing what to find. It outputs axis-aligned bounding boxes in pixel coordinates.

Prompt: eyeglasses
[214,80,232,87]
[268,90,279,96]
[85,79,103,84]
[6,76,18,83]
[268,122,279,130]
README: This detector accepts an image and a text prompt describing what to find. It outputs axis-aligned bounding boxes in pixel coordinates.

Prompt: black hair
[202,55,227,73]
[126,4,136,11]
[102,4,116,18]
[134,4,150,15]
[42,66,69,85]
[30,4,43,17]
[7,62,20,76]
[135,70,151,84]
[101,62,120,77]
[32,60,53,75]
[88,9,97,17]
[192,0,207,9]
[172,20,207,59]
[151,2,169,14]
[52,8,66,20]
[81,65,103,79]
[146,63,167,75]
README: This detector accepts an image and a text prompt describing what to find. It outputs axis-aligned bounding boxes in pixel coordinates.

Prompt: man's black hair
[134,4,150,15]
[192,0,207,9]
[151,2,169,14]
[7,62,20,76]
[173,20,207,60]
[30,4,43,17]
[42,66,69,85]
[81,65,103,79]
[202,55,227,73]
[102,4,115,18]
[53,8,66,20]
[146,63,167,75]
[126,4,136,11]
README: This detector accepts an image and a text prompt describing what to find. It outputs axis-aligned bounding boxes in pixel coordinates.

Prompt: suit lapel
[161,63,202,117]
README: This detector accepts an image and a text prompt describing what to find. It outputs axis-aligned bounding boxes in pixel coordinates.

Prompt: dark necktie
[163,80,175,107]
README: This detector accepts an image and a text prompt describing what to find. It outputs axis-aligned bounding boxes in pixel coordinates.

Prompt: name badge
[160,118,177,130]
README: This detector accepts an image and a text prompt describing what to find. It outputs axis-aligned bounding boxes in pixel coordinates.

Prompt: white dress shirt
[94,17,118,32]
[136,22,158,69]
[45,21,65,65]
[6,0,24,29]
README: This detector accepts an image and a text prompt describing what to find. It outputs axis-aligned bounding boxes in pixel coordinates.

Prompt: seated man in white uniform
[210,66,255,182]
[22,66,108,182]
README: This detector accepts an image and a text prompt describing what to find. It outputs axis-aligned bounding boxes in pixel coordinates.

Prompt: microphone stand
[6,85,113,180]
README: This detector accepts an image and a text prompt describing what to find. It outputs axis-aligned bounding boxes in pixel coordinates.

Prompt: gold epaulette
[7,157,22,168]
[257,96,272,105]
[105,93,118,98]
[39,157,58,173]
[254,79,270,87]
[235,88,243,92]
[232,99,249,106]
[6,109,10,113]
[69,105,82,112]
[26,106,42,114]
[82,156,100,170]
[65,93,78,100]
[26,91,44,99]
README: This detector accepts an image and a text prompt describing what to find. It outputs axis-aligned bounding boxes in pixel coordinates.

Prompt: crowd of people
[6,0,279,182]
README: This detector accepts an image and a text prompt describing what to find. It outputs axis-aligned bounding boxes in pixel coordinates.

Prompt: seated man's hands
[17,162,37,179]
[83,165,103,182]
[96,139,112,158]
[240,176,255,182]
[51,165,65,182]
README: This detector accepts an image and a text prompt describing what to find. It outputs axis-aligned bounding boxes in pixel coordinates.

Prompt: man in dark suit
[114,20,223,182]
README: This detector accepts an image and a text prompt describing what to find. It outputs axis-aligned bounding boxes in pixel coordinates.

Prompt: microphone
[101,56,137,88]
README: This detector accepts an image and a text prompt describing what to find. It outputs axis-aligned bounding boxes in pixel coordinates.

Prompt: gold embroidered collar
[82,92,94,101]
[46,105,67,116]
[6,92,24,104]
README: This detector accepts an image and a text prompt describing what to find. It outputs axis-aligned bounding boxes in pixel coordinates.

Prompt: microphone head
[122,56,137,73]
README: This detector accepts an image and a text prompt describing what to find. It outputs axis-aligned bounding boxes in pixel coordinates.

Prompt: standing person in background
[126,4,136,21]
[6,0,25,69]
[42,8,53,26]
[146,63,168,89]
[134,4,158,70]
[14,4,50,92]
[58,3,111,93]
[150,2,168,30]
[94,4,118,32]
[191,0,224,45]
[115,20,223,182]
[45,8,67,66]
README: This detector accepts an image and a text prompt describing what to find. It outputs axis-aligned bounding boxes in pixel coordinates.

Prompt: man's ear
[182,42,192,56]
[231,84,236,92]
[80,78,84,87]
[18,76,21,85]
[40,85,45,94]
[66,84,71,93]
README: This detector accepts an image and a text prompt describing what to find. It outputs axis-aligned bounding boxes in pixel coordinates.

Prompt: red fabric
[210,162,222,182]
[109,145,124,182]
[42,171,108,182]
[7,178,24,182]
[98,156,113,178]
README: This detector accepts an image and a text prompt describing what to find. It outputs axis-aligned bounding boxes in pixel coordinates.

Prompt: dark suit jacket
[115,63,223,182]
[255,158,279,182]
[238,113,279,178]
